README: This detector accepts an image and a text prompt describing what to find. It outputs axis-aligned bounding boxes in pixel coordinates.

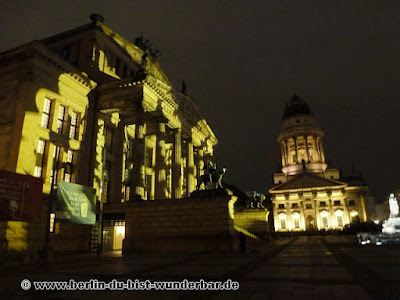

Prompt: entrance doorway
[306,215,315,231]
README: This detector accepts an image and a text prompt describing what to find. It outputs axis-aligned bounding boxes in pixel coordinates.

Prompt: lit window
[126,138,134,161]
[34,139,46,178]
[41,98,52,128]
[278,214,287,230]
[49,213,56,233]
[124,186,130,202]
[145,147,153,168]
[322,216,328,227]
[337,215,343,227]
[67,149,74,163]
[320,211,329,228]
[50,145,61,185]
[280,219,286,230]
[57,105,66,134]
[309,151,313,161]
[334,210,344,227]
[69,112,79,139]
[64,149,74,182]
[101,161,110,203]
[293,214,300,229]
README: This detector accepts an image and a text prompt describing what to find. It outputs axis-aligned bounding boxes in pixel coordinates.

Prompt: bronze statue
[196,161,226,190]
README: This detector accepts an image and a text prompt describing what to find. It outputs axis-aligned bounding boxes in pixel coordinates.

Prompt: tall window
[104,127,113,152]
[145,147,153,168]
[293,214,300,229]
[41,98,52,128]
[69,112,79,139]
[57,105,66,134]
[280,218,286,230]
[320,212,329,228]
[337,215,343,227]
[102,162,111,203]
[126,138,134,161]
[64,149,74,182]
[34,139,46,178]
[145,174,152,200]
[123,168,132,202]
[279,214,287,230]
[50,145,61,185]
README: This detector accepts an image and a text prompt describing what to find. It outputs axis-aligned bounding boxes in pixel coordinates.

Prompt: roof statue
[282,93,313,119]
[90,13,104,23]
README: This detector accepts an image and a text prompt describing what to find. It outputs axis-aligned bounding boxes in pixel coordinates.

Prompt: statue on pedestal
[196,161,226,190]
[246,191,265,208]
[389,193,399,218]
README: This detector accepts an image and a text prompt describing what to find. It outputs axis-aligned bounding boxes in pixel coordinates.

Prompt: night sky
[1,1,399,203]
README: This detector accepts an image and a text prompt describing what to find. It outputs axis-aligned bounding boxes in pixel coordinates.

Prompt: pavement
[0,235,399,299]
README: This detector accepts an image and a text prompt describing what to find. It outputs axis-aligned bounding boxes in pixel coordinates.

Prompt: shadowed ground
[0,236,399,299]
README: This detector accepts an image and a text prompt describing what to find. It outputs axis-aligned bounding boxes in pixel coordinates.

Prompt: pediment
[270,173,347,192]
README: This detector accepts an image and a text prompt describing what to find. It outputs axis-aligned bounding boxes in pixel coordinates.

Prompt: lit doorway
[306,215,315,231]
[113,225,125,250]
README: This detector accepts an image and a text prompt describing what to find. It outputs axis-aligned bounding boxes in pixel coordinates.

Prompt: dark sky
[1,1,399,202]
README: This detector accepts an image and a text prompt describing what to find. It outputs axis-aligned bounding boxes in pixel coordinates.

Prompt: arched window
[334,210,344,227]
[292,212,300,229]
[320,211,329,228]
[278,213,287,230]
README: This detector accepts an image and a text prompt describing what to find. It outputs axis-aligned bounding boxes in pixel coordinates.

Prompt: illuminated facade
[269,94,375,232]
[0,16,217,254]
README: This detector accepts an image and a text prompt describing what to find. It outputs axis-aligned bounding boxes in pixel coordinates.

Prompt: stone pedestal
[382,217,400,234]
[123,190,238,253]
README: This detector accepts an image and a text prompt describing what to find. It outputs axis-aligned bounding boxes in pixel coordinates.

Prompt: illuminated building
[269,94,375,232]
[0,15,217,255]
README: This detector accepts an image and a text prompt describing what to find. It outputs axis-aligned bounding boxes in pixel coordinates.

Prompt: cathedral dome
[283,93,313,119]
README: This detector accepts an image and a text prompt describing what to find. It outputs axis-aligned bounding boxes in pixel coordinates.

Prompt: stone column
[319,139,326,163]
[172,128,182,198]
[155,122,167,199]
[294,137,299,164]
[196,146,205,182]
[131,116,146,200]
[315,136,322,162]
[185,138,195,196]
[304,135,310,162]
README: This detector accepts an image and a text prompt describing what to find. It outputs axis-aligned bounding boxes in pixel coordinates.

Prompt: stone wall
[234,207,270,238]
[123,191,237,253]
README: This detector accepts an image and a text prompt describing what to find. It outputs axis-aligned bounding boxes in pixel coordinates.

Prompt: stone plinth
[123,190,237,253]
[382,217,400,234]
[234,207,270,238]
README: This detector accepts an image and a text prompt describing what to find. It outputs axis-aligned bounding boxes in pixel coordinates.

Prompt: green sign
[56,182,96,225]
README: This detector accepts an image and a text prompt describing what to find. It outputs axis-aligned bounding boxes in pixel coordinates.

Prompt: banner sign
[0,170,43,222]
[56,182,96,225]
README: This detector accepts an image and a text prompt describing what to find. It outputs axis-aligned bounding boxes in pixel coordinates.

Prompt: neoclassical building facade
[269,94,375,232]
[0,16,217,254]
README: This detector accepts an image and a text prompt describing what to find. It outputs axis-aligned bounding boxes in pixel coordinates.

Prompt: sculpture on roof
[246,191,265,208]
[196,161,226,190]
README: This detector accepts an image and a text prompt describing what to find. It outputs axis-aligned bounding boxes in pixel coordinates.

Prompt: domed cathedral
[269,94,375,233]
